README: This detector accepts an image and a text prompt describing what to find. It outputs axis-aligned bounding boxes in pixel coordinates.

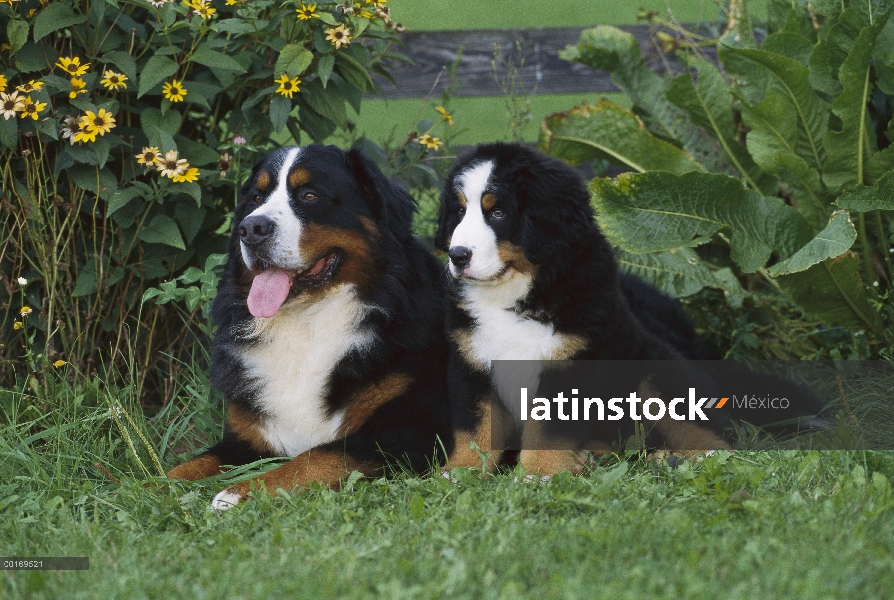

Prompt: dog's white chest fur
[238,284,373,456]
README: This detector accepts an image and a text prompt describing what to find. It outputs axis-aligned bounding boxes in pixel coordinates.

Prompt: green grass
[3,365,894,599]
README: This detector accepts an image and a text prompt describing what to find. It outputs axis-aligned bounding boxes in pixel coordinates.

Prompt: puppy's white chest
[239,285,372,456]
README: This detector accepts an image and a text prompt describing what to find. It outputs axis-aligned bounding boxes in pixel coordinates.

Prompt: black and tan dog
[168,145,452,509]
[434,143,820,475]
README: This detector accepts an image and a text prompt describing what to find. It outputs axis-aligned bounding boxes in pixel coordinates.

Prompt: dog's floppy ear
[518,159,594,264]
[345,147,415,238]
[433,184,454,251]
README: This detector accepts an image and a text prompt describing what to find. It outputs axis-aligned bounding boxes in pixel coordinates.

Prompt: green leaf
[14,41,58,73]
[0,116,18,151]
[835,170,894,211]
[590,171,812,272]
[539,102,706,174]
[175,136,219,167]
[8,20,29,56]
[189,46,248,73]
[275,44,313,78]
[174,181,202,206]
[175,201,207,244]
[106,186,143,218]
[145,126,177,154]
[269,95,291,133]
[822,12,889,194]
[99,51,138,86]
[616,247,748,307]
[33,2,87,42]
[319,12,338,26]
[767,211,857,276]
[301,79,347,129]
[67,165,118,200]
[317,55,335,88]
[141,107,181,137]
[138,55,179,98]
[776,252,882,333]
[139,214,185,250]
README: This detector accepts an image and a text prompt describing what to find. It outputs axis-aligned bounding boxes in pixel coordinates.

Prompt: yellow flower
[417,134,443,150]
[356,8,373,19]
[26,8,37,18]
[172,167,200,183]
[155,150,189,178]
[16,80,44,93]
[196,3,217,19]
[162,79,186,102]
[325,24,351,49]
[136,146,161,167]
[435,105,454,125]
[80,108,116,136]
[0,91,22,120]
[74,129,98,143]
[20,306,32,316]
[295,3,319,19]
[57,56,90,77]
[69,77,88,99]
[53,360,67,367]
[13,321,22,330]
[19,97,46,120]
[225,0,238,4]
[274,74,301,98]
[0,74,6,92]
[100,70,128,91]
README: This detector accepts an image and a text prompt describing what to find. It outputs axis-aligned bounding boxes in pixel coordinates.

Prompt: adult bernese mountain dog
[435,142,822,475]
[167,145,452,509]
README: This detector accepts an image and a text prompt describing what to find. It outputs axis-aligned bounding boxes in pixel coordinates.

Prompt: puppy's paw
[211,485,247,511]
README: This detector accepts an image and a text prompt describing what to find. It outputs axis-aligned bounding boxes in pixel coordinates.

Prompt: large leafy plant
[540,0,894,351]
[0,0,403,388]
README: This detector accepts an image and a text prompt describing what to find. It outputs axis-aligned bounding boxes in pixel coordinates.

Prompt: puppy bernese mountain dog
[434,143,821,475]
[168,145,452,509]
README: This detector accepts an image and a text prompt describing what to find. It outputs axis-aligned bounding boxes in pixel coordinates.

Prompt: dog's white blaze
[240,146,305,271]
[211,490,241,511]
[238,283,374,456]
[449,161,503,279]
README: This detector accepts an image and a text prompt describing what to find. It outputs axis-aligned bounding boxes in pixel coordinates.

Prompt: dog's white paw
[211,490,242,511]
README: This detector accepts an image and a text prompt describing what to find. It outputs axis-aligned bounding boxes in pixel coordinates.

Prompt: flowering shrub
[0,0,406,389]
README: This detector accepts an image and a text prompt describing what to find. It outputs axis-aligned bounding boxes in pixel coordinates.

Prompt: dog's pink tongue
[247,268,291,318]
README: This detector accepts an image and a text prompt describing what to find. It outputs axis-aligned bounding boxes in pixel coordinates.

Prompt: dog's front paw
[211,484,247,511]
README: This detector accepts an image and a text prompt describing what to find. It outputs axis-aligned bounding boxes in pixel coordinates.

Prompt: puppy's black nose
[448,246,472,269]
[239,215,275,247]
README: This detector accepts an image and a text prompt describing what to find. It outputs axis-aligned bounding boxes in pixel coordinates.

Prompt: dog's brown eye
[302,192,318,202]
[458,207,465,217]
[490,209,505,220]
[252,194,261,204]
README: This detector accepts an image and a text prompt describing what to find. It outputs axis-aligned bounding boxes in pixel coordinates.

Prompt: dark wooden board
[371,24,719,99]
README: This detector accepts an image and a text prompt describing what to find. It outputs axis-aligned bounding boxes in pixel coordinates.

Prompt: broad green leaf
[616,247,748,307]
[139,214,185,250]
[7,20,29,56]
[0,116,18,151]
[275,44,313,78]
[174,182,202,206]
[767,211,857,276]
[822,12,889,194]
[835,170,894,211]
[106,187,143,218]
[141,107,181,137]
[317,55,335,88]
[189,47,247,73]
[301,79,347,129]
[138,55,179,98]
[666,55,769,190]
[591,171,812,273]
[269,95,291,133]
[539,102,705,174]
[67,165,118,200]
[145,126,177,155]
[175,202,207,244]
[33,2,87,42]
[14,41,58,73]
[175,136,219,167]
[560,26,725,172]
[776,252,882,333]
[720,45,828,171]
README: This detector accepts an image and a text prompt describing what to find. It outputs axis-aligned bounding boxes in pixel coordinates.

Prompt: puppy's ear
[518,160,594,264]
[346,148,415,238]
[433,185,454,251]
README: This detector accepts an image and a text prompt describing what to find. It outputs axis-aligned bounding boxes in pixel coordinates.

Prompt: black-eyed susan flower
[100,70,128,91]
[69,77,88,99]
[80,108,116,136]
[325,24,351,49]
[19,96,46,120]
[0,91,22,120]
[13,321,22,330]
[60,116,82,144]
[274,74,301,98]
[173,167,200,183]
[57,56,90,76]
[196,2,216,19]
[156,150,189,178]
[435,105,454,125]
[0,74,7,92]
[162,79,186,102]
[16,80,43,93]
[417,134,443,150]
[74,129,98,143]
[53,360,66,367]
[136,146,161,167]
[218,152,233,176]
[295,2,319,19]
[20,306,32,316]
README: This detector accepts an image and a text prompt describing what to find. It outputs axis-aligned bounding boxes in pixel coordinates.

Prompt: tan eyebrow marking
[457,191,467,208]
[289,168,311,188]
[255,171,270,191]
[482,193,498,212]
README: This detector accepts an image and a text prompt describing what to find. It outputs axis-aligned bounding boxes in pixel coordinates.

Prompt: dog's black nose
[239,215,275,247]
[448,246,472,269]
